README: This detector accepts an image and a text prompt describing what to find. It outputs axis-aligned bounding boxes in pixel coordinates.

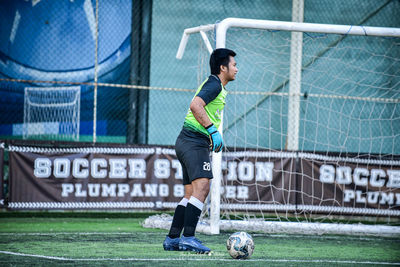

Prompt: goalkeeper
[163,48,238,253]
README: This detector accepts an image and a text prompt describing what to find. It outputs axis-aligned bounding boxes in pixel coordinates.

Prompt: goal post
[23,86,81,141]
[174,18,400,236]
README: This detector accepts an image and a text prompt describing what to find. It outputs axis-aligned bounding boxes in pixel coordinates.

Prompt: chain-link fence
[0,0,399,148]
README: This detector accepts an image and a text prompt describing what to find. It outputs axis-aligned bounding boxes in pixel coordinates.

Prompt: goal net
[211,19,400,235]
[143,18,400,236]
[23,86,81,141]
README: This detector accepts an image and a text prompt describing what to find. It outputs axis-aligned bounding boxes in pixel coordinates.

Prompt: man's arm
[190,96,223,152]
[189,96,212,128]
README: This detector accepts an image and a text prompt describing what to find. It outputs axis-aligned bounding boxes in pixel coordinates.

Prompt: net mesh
[23,87,81,141]
[197,26,400,227]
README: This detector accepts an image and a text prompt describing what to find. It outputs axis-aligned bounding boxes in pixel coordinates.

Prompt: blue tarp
[0,0,132,136]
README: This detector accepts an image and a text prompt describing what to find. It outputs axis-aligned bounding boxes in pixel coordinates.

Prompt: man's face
[225,56,238,81]
[221,56,238,82]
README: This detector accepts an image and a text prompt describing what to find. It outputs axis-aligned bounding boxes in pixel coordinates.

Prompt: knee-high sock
[168,198,188,238]
[183,196,203,237]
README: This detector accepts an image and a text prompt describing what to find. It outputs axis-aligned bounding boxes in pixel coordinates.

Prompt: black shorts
[175,128,213,185]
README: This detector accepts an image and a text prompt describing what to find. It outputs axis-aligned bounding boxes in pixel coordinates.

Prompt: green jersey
[183,75,227,136]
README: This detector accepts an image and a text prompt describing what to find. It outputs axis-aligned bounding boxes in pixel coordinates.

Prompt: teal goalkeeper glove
[206,124,224,153]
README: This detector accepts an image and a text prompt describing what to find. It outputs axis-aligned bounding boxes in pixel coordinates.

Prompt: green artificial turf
[0,213,399,266]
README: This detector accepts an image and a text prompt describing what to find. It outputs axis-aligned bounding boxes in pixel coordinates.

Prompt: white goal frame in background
[23,86,81,141]
[175,17,400,236]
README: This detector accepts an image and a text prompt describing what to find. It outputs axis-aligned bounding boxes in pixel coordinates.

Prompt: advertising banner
[9,146,182,209]
[298,152,400,216]
[220,151,297,208]
[7,144,400,216]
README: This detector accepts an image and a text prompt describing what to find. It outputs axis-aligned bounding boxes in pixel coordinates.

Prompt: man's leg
[167,185,192,238]
[163,185,192,251]
[179,178,211,253]
[182,178,209,237]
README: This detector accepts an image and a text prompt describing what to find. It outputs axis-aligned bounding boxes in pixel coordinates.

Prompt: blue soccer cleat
[163,236,181,251]
[178,236,211,253]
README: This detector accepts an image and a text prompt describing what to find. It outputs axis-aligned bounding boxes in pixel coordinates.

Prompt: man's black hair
[209,48,236,75]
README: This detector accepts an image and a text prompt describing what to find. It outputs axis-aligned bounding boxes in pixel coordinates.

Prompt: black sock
[168,204,186,238]
[182,203,202,237]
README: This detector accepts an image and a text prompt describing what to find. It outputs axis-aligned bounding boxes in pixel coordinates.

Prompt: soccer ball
[226,231,255,259]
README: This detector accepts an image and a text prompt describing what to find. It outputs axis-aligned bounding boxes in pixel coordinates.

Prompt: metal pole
[93,0,99,143]
[128,0,152,144]
[287,0,304,151]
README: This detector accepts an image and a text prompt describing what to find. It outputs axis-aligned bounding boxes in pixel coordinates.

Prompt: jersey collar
[210,75,226,90]
[210,74,221,83]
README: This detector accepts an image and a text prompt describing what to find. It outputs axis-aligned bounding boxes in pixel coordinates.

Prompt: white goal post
[174,18,400,236]
[23,86,81,141]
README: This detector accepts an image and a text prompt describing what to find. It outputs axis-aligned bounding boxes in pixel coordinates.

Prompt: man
[163,48,238,253]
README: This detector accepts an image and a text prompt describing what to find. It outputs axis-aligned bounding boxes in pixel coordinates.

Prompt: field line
[0,232,395,241]
[0,232,136,236]
[0,250,399,265]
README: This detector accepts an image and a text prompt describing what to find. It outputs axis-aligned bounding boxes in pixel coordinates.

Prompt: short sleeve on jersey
[196,76,222,105]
